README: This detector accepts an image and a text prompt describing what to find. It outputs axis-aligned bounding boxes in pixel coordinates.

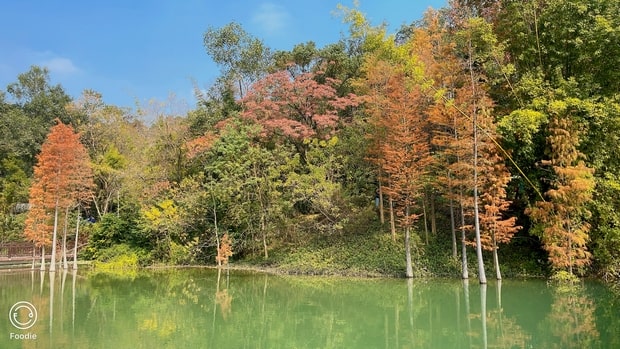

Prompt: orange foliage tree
[414,10,475,278]
[363,52,431,278]
[527,111,595,275]
[362,55,398,239]
[23,119,94,271]
[478,137,521,280]
[216,232,233,266]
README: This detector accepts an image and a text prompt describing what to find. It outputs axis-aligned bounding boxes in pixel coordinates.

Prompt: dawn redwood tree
[362,55,398,238]
[412,9,470,269]
[456,26,521,280]
[362,48,431,277]
[381,72,431,278]
[429,93,475,280]
[23,120,93,271]
[479,142,521,280]
[23,184,51,269]
[527,108,595,276]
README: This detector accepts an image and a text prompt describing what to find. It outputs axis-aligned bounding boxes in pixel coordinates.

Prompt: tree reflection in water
[541,283,599,349]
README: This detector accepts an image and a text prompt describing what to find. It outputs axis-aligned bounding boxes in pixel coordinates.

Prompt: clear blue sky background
[0,0,446,111]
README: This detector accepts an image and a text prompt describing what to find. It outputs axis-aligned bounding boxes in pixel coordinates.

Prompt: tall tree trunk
[405,206,413,278]
[460,203,469,279]
[430,191,437,236]
[31,245,36,270]
[62,206,69,270]
[473,110,487,284]
[50,202,60,272]
[450,197,457,260]
[422,195,429,245]
[567,219,573,275]
[493,235,502,280]
[378,183,385,224]
[212,191,221,267]
[40,245,46,271]
[449,172,458,259]
[73,206,81,270]
[91,193,102,219]
[389,196,396,240]
[468,28,487,285]
[256,173,269,260]
[261,210,268,259]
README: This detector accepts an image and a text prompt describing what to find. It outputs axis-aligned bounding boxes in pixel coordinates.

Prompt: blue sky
[0,0,446,112]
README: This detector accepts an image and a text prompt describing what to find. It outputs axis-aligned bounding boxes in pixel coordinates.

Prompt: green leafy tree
[5,66,74,168]
[203,22,272,98]
[0,157,30,242]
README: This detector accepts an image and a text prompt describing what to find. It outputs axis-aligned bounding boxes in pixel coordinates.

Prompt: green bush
[92,243,151,268]
[82,213,152,261]
[549,270,580,284]
[169,240,198,265]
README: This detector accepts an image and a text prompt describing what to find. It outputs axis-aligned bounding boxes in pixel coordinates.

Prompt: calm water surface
[1,268,619,348]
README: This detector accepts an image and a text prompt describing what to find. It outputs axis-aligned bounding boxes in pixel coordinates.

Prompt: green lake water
[1,268,619,348]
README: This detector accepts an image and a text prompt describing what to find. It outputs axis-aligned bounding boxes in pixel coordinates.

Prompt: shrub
[92,243,151,268]
[549,270,580,285]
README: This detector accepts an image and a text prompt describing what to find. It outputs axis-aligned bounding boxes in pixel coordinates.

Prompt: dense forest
[1,0,619,282]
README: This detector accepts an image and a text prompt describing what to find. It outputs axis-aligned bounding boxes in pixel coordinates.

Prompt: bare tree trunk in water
[62,207,69,270]
[405,206,413,278]
[473,111,487,284]
[73,206,81,270]
[50,202,59,272]
[460,203,469,279]
[40,246,46,271]
[493,233,502,280]
[469,32,487,285]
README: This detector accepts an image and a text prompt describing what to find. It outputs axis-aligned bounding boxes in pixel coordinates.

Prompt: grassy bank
[237,230,549,279]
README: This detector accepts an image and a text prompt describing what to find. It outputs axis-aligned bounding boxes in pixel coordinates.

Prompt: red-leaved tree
[24,119,94,271]
[239,67,359,162]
